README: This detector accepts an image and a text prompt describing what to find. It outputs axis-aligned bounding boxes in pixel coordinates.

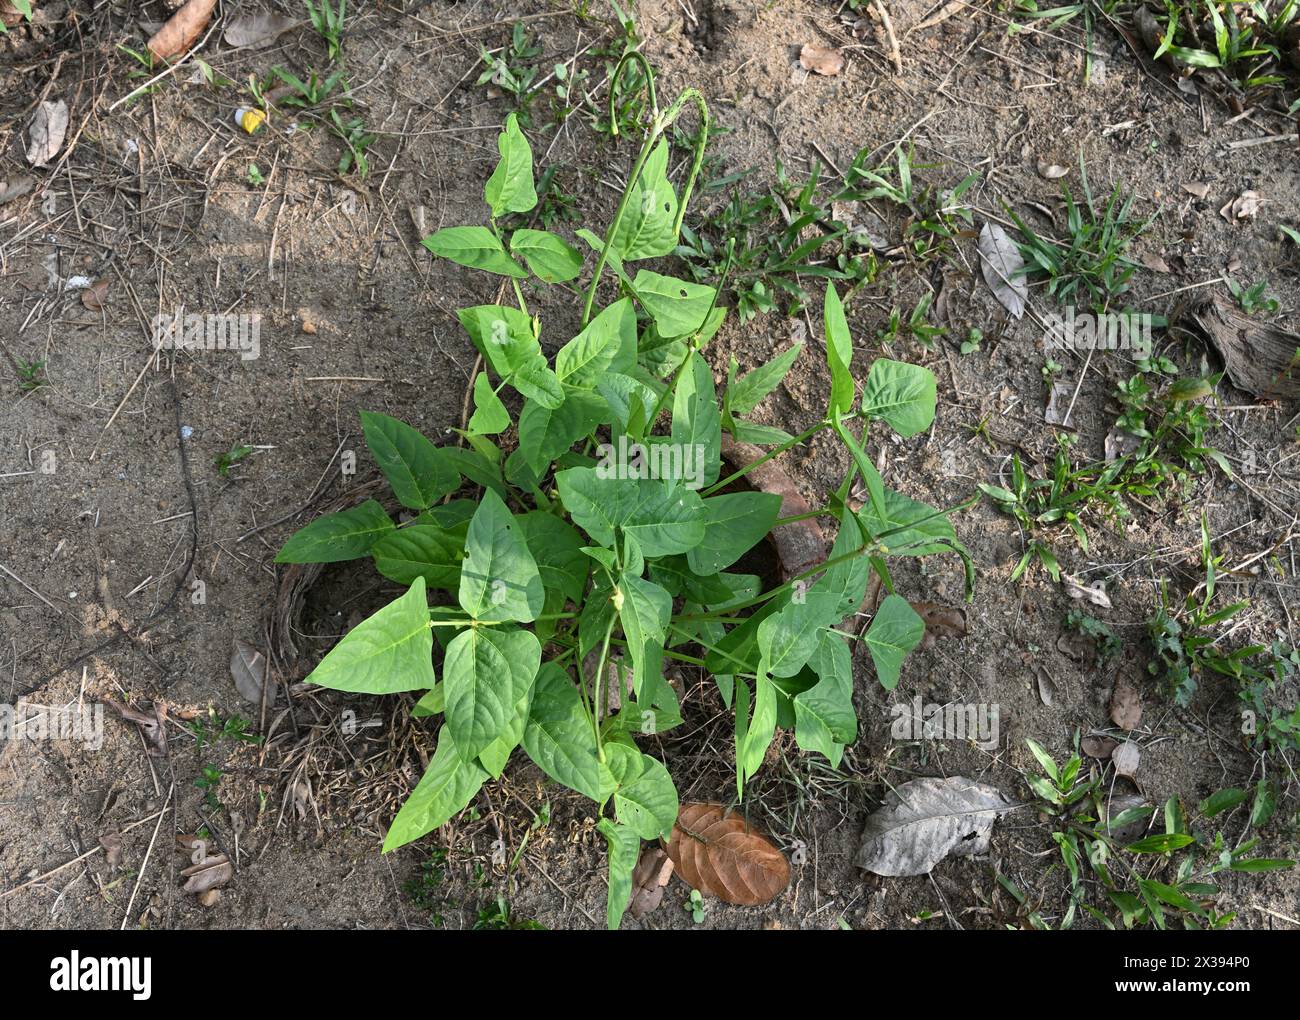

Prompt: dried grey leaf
[799,44,844,76]
[26,100,69,167]
[1036,158,1068,180]
[223,12,297,48]
[1062,573,1111,608]
[977,222,1028,319]
[856,776,1019,876]
[0,176,36,206]
[1112,740,1141,778]
[231,639,268,704]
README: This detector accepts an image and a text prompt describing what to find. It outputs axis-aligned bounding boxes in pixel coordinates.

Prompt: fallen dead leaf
[223,12,297,48]
[231,638,269,704]
[1138,250,1171,274]
[664,803,790,905]
[1035,667,1055,707]
[1104,424,1142,462]
[911,601,967,649]
[799,44,844,76]
[721,435,827,581]
[180,853,233,894]
[628,846,674,919]
[26,100,68,167]
[0,176,36,206]
[147,0,218,61]
[1109,679,1142,731]
[1219,189,1263,223]
[1112,740,1141,779]
[1181,181,1211,200]
[102,698,169,757]
[100,830,123,870]
[80,278,110,311]
[856,776,1018,876]
[978,222,1028,319]
[1062,573,1111,608]
[1044,376,1073,427]
[1082,734,1119,759]
[1036,158,1068,180]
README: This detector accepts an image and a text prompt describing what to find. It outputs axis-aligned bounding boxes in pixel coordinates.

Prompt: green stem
[703,420,829,496]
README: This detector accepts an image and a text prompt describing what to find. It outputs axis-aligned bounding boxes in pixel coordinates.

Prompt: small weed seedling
[304,0,347,63]
[473,896,543,930]
[1026,737,1293,929]
[215,444,255,477]
[247,163,266,186]
[275,59,973,928]
[1227,277,1280,316]
[194,765,223,811]
[685,888,705,923]
[476,23,542,122]
[16,359,47,392]
[1007,154,1156,310]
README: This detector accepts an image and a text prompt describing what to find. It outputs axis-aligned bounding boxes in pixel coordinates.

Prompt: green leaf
[443,625,541,761]
[458,489,544,622]
[856,487,958,554]
[422,225,527,278]
[727,343,803,416]
[671,351,721,489]
[794,631,855,766]
[361,411,459,510]
[735,674,777,793]
[731,421,796,445]
[597,818,641,930]
[468,374,510,435]
[477,681,533,779]
[618,575,672,699]
[1125,833,1195,853]
[523,662,614,802]
[515,512,588,605]
[1250,780,1277,829]
[382,727,487,851]
[304,577,434,693]
[632,271,716,339]
[863,594,924,690]
[412,684,444,717]
[517,389,606,473]
[604,743,678,839]
[555,468,706,557]
[456,305,563,409]
[510,228,582,283]
[1229,858,1294,872]
[833,418,886,521]
[824,282,855,416]
[610,139,679,260]
[687,491,782,575]
[276,499,394,563]
[1198,788,1248,818]
[556,299,636,388]
[597,372,658,435]
[483,112,536,217]
[860,359,937,438]
[371,524,463,590]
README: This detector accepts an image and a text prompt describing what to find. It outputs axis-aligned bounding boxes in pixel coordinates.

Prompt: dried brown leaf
[664,803,790,906]
[1081,734,1119,759]
[147,0,218,61]
[1109,679,1142,731]
[799,44,844,76]
[1035,158,1068,180]
[910,601,967,649]
[80,278,110,311]
[231,638,268,704]
[180,853,233,893]
[0,176,36,206]
[1062,573,1111,608]
[102,698,169,757]
[628,846,674,919]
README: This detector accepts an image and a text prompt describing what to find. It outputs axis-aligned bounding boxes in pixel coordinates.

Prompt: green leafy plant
[1026,737,1293,929]
[684,887,705,923]
[194,765,223,811]
[304,0,347,63]
[16,359,47,392]
[476,22,542,121]
[215,444,255,477]
[1007,155,1156,310]
[186,711,260,749]
[276,63,970,929]
[1227,276,1281,315]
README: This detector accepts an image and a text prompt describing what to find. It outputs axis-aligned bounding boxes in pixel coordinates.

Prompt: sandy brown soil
[1,0,1298,930]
